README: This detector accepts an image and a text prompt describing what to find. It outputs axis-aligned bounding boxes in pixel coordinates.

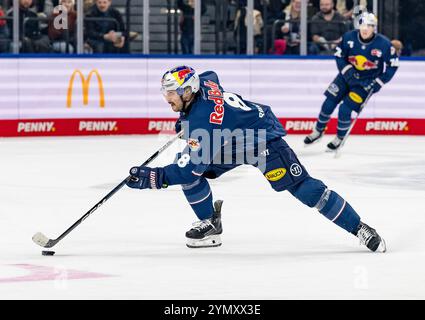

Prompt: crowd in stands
[0,0,128,53]
[232,0,372,55]
[0,0,413,55]
[175,0,374,55]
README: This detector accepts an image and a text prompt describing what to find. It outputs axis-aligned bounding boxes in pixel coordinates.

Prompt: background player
[304,12,399,151]
[125,65,386,253]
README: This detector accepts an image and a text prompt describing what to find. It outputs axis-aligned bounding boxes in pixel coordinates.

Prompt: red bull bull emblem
[172,67,193,85]
[187,138,201,151]
[348,55,378,71]
[371,49,382,57]
[177,68,192,80]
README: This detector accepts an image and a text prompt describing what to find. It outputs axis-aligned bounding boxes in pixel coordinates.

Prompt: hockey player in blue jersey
[125,65,386,252]
[304,12,399,150]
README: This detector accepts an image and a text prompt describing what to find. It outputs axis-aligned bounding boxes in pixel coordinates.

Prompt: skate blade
[186,234,222,249]
[334,150,342,158]
[304,136,323,148]
[325,147,339,153]
[376,238,387,253]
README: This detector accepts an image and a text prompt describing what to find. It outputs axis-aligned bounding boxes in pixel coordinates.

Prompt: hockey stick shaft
[335,90,373,157]
[33,131,184,248]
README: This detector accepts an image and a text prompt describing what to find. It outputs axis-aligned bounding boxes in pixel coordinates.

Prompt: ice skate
[304,127,324,146]
[355,222,386,252]
[326,136,343,151]
[186,200,223,248]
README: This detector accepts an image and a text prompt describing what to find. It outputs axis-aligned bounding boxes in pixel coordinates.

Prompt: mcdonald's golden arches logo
[67,69,105,108]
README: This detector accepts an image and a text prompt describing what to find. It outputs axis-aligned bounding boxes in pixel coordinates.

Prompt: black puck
[42,250,55,256]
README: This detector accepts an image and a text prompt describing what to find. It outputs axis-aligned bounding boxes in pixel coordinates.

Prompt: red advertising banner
[281,118,422,135]
[1,118,424,137]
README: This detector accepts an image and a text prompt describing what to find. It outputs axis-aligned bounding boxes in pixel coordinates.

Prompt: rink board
[0,56,424,136]
[0,117,423,136]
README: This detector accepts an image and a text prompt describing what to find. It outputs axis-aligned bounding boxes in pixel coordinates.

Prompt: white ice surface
[0,134,424,299]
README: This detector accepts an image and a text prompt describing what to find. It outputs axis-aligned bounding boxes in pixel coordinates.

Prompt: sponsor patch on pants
[349,91,363,103]
[265,168,287,181]
[327,83,339,96]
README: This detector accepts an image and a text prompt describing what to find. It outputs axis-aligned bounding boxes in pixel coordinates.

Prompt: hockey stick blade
[32,232,55,248]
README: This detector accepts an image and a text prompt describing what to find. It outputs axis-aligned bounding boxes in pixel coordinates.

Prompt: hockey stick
[32,131,184,248]
[335,90,373,158]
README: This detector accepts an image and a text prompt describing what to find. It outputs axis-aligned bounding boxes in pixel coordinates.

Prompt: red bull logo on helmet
[171,67,194,85]
[348,55,378,71]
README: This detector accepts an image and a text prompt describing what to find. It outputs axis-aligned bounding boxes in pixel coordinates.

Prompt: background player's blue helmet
[161,66,200,96]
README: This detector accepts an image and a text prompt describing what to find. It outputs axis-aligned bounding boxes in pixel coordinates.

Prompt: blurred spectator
[7,0,52,52]
[43,0,59,16]
[0,5,10,52]
[177,0,207,54]
[84,0,94,12]
[271,0,316,54]
[34,0,46,12]
[48,0,76,53]
[85,0,127,53]
[309,0,347,55]
[43,0,98,16]
[234,0,264,54]
[263,0,288,53]
[267,0,288,22]
[335,0,371,20]
[391,39,403,57]
[280,0,301,54]
[399,0,425,56]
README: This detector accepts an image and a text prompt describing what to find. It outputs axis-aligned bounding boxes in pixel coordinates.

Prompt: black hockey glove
[363,79,381,94]
[126,166,167,189]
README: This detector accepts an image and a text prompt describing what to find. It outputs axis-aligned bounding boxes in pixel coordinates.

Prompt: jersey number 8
[223,92,251,111]
[177,154,191,168]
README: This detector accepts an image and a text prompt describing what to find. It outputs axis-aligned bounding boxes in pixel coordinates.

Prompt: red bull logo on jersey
[187,138,201,151]
[348,55,378,71]
[205,80,225,125]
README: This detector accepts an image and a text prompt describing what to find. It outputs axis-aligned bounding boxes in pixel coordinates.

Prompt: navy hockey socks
[336,102,353,138]
[315,189,360,234]
[316,98,338,132]
[288,177,361,234]
[182,177,214,220]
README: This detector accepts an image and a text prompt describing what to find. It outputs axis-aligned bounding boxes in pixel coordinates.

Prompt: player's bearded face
[360,25,374,40]
[163,90,184,112]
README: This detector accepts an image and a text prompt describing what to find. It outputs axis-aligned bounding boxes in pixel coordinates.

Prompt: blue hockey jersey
[162,71,286,186]
[335,30,399,84]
